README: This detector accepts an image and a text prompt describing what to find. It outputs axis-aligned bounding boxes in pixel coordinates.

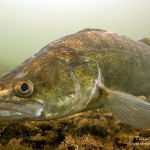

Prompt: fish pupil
[21,83,29,92]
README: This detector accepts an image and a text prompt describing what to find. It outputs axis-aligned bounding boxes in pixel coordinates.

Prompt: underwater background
[0,0,150,71]
[0,0,150,149]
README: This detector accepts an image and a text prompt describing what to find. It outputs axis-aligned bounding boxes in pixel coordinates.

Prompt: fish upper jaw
[0,98,44,120]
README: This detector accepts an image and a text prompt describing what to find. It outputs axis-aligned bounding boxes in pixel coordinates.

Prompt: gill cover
[42,54,102,119]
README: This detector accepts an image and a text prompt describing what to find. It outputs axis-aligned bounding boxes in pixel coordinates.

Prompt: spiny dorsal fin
[139,38,150,47]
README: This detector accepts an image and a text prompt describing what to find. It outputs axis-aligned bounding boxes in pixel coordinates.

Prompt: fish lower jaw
[0,101,44,120]
[0,110,27,120]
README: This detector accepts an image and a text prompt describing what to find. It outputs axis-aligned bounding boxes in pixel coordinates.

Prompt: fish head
[0,50,103,120]
[0,55,77,120]
[0,62,44,120]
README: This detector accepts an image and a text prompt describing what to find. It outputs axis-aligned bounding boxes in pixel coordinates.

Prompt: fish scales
[35,29,150,95]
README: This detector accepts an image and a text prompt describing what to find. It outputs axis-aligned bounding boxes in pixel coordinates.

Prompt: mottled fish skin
[32,29,150,96]
[46,29,150,96]
[0,29,150,128]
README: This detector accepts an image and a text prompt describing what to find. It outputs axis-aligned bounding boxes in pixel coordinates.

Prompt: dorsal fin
[139,38,150,47]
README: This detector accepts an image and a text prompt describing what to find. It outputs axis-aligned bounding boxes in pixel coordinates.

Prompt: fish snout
[0,81,12,100]
[0,92,11,101]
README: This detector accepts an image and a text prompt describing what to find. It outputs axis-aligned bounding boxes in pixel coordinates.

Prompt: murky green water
[0,0,150,72]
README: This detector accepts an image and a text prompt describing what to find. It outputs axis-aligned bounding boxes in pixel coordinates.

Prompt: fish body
[0,29,150,128]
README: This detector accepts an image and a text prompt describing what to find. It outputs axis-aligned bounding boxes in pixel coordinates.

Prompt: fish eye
[13,80,34,97]
[20,82,29,93]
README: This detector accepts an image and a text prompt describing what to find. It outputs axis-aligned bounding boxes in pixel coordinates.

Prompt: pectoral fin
[104,90,150,128]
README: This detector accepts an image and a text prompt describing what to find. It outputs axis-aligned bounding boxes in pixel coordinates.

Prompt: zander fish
[0,29,150,128]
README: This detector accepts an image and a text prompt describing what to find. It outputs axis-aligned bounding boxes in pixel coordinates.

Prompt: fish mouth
[0,100,44,120]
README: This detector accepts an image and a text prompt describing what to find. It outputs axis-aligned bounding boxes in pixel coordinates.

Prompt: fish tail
[103,89,150,128]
